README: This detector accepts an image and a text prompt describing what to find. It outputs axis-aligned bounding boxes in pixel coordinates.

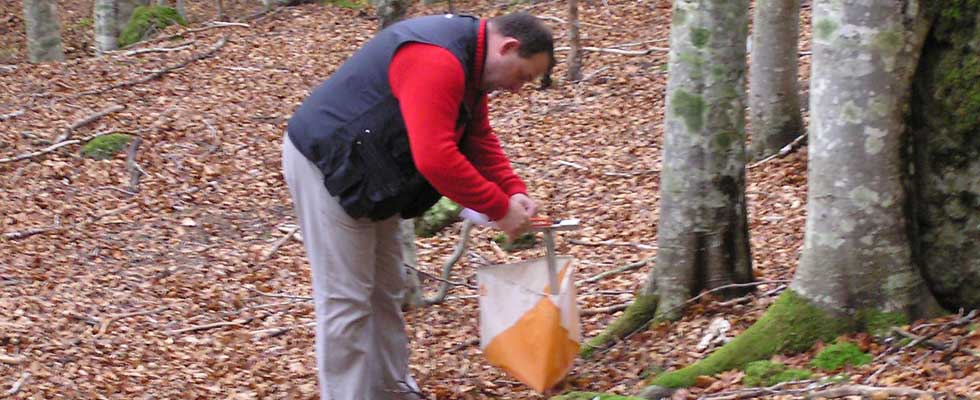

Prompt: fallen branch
[581,303,629,316]
[555,46,668,56]
[249,287,312,301]
[3,372,30,397]
[121,43,192,56]
[404,263,478,290]
[536,14,611,29]
[891,327,980,357]
[447,337,480,352]
[806,385,939,399]
[747,133,807,169]
[168,317,252,335]
[0,110,24,121]
[0,129,123,164]
[0,354,24,365]
[1,222,61,241]
[77,36,228,98]
[250,321,315,339]
[0,139,80,164]
[54,104,125,143]
[185,21,250,33]
[570,238,654,251]
[262,226,298,261]
[578,258,651,284]
[97,306,169,336]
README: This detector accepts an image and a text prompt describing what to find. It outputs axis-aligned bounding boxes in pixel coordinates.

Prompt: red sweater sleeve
[462,95,528,197]
[389,43,523,220]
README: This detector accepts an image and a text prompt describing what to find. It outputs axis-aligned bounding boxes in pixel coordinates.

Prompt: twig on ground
[168,318,253,335]
[77,36,228,98]
[578,258,652,284]
[249,287,312,301]
[579,66,610,82]
[891,327,980,357]
[716,284,786,307]
[581,303,630,316]
[0,128,122,164]
[1,220,61,241]
[54,104,125,143]
[3,372,30,397]
[97,306,169,336]
[404,263,478,290]
[747,134,808,169]
[536,14,612,29]
[555,46,668,56]
[120,43,193,56]
[805,385,940,399]
[0,354,24,365]
[448,337,480,352]
[262,226,299,261]
[0,110,24,121]
[570,239,655,251]
[251,321,316,339]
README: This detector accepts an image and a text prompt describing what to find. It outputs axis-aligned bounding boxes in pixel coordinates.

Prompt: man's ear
[499,37,521,55]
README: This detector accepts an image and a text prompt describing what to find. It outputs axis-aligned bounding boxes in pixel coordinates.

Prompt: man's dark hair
[490,12,555,89]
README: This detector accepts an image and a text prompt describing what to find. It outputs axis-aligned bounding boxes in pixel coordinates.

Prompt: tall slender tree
[22,0,65,63]
[95,0,119,54]
[565,0,583,81]
[582,0,752,356]
[748,0,803,159]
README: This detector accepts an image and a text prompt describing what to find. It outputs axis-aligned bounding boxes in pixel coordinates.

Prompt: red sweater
[388,24,526,221]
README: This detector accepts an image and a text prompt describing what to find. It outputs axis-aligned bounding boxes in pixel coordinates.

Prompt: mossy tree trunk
[95,0,119,54]
[649,0,754,320]
[117,0,149,30]
[374,0,410,30]
[637,2,952,395]
[910,1,980,310]
[791,0,941,320]
[22,0,65,63]
[748,0,803,159]
[583,0,753,357]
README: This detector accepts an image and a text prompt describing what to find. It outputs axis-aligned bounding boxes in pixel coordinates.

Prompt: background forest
[2,0,979,399]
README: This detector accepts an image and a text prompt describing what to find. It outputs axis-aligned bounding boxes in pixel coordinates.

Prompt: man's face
[484,43,550,93]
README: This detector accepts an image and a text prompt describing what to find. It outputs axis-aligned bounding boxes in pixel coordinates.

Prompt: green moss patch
[81,133,133,160]
[415,197,461,237]
[581,294,659,359]
[119,6,187,47]
[810,342,871,371]
[647,290,851,388]
[742,360,812,387]
[493,232,537,251]
[551,392,645,400]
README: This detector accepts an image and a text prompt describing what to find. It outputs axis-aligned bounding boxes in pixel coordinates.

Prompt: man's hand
[510,193,538,216]
[496,195,536,241]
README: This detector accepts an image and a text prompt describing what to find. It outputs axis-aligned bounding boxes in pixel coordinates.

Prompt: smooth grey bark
[373,0,409,30]
[94,0,118,54]
[647,0,753,320]
[910,5,980,310]
[118,0,149,29]
[400,219,425,308]
[565,0,582,81]
[792,1,941,319]
[22,0,65,63]
[748,0,803,159]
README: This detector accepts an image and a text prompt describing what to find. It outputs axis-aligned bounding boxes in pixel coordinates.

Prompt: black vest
[287,14,482,220]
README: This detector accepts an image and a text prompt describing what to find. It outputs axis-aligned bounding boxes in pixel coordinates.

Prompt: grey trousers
[282,133,418,400]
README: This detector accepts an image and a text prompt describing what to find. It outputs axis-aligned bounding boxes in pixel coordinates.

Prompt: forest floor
[2,0,979,399]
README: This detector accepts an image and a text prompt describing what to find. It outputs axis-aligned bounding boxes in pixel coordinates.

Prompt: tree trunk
[374,0,409,30]
[910,2,980,310]
[792,0,940,320]
[217,0,225,21]
[650,0,753,320]
[94,0,118,54]
[565,0,582,81]
[22,0,65,63]
[175,0,186,22]
[583,0,752,357]
[748,0,803,159]
[400,219,425,309]
[638,2,950,392]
